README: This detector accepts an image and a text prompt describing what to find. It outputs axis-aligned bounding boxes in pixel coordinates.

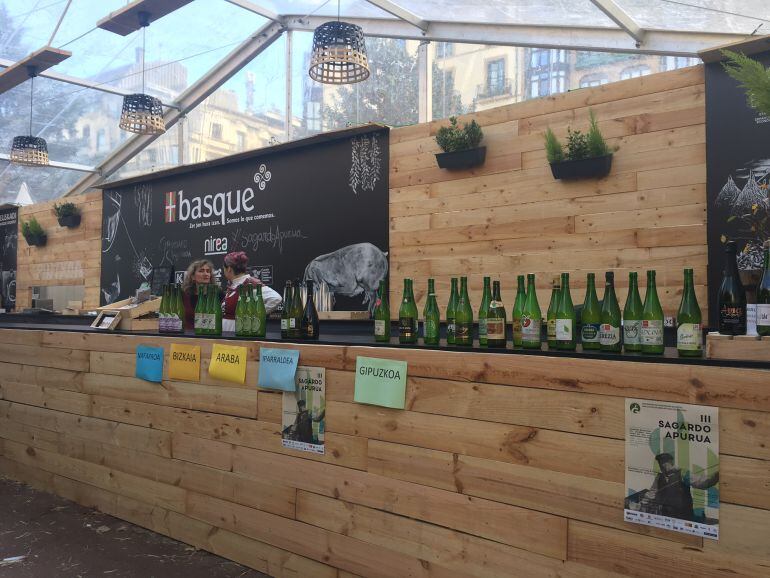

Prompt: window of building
[579,74,610,88]
[486,58,505,96]
[436,42,454,58]
[527,48,569,98]
[661,56,699,71]
[620,65,651,80]
[237,131,246,150]
[211,122,223,140]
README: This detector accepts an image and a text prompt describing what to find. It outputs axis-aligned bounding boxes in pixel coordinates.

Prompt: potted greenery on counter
[22,217,47,247]
[53,202,81,228]
[545,110,613,180]
[435,116,485,170]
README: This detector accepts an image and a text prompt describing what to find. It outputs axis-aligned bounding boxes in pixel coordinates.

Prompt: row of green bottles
[194,284,222,336]
[757,246,770,337]
[159,284,184,334]
[235,285,266,338]
[280,280,320,340]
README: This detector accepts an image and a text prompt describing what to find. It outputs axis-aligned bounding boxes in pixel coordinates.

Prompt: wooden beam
[699,34,770,63]
[0,47,71,94]
[97,0,195,36]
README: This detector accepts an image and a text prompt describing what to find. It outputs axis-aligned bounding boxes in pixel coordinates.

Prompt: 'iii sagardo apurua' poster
[624,399,719,540]
[281,366,325,454]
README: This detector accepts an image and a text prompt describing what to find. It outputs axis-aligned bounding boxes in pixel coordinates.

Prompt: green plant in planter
[722,50,770,117]
[22,217,45,241]
[53,202,80,218]
[544,110,611,162]
[436,116,484,152]
[544,128,564,163]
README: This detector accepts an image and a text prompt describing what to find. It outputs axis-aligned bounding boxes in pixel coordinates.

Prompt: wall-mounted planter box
[24,233,47,247]
[57,214,81,228]
[549,154,613,180]
[435,146,486,170]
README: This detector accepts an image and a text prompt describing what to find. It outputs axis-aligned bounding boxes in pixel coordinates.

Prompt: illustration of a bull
[304,243,388,311]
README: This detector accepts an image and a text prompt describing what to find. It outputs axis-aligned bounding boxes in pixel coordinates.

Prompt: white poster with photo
[281,366,325,454]
[624,399,719,540]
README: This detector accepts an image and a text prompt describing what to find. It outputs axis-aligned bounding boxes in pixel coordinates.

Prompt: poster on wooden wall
[0,206,17,311]
[281,366,325,454]
[624,399,719,540]
[705,49,770,325]
[99,126,389,312]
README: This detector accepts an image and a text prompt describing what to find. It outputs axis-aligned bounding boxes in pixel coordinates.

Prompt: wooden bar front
[0,327,768,577]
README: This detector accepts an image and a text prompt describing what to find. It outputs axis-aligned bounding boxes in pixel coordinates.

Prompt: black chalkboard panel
[100,125,389,311]
[0,206,18,311]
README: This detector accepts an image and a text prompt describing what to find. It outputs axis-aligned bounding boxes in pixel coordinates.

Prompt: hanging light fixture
[119,11,165,135]
[10,66,49,167]
[308,0,369,85]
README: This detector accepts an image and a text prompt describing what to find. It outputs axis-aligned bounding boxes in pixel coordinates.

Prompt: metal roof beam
[285,16,746,56]
[224,0,283,24]
[589,0,645,44]
[0,154,99,173]
[64,20,285,197]
[363,1,428,31]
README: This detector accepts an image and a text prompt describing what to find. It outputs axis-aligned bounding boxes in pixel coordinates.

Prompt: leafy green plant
[722,49,770,118]
[53,202,79,218]
[544,128,563,163]
[566,129,590,161]
[587,110,610,157]
[22,217,45,238]
[435,116,484,153]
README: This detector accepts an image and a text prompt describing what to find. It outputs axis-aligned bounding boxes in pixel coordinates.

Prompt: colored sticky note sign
[168,343,201,382]
[209,344,248,385]
[258,347,300,391]
[135,345,164,383]
[354,356,407,409]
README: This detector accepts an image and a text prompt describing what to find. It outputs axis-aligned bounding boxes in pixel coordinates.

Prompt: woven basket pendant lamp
[10,66,49,166]
[119,11,165,135]
[309,0,369,85]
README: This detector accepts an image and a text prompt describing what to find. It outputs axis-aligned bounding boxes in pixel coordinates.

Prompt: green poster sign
[354,356,407,409]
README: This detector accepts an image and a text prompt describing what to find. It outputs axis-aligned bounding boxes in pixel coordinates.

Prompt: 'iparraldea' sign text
[258,347,300,391]
[354,356,407,409]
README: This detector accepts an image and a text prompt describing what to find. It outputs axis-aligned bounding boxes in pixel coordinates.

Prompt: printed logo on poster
[282,366,325,455]
[164,191,177,223]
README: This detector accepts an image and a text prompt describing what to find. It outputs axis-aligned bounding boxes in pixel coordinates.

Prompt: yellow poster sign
[168,343,201,382]
[209,344,248,385]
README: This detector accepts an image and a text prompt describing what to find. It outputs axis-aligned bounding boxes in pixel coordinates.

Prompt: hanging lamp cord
[142,24,146,94]
[29,74,34,136]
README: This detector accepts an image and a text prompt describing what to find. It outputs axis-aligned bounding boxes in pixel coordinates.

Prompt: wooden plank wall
[389,66,708,322]
[1,329,769,577]
[15,191,102,309]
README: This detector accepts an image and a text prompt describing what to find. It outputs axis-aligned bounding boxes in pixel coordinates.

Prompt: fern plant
[722,50,770,117]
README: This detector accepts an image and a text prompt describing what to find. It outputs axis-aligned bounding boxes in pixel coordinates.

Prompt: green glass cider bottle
[301,280,319,340]
[580,273,601,350]
[423,278,440,346]
[446,277,459,346]
[623,272,643,353]
[512,275,526,348]
[212,284,222,336]
[477,276,492,346]
[194,284,206,336]
[289,280,304,339]
[455,276,474,346]
[281,281,292,339]
[676,268,702,357]
[398,278,418,344]
[159,285,169,333]
[235,285,245,337]
[521,273,542,349]
[759,246,770,337]
[253,285,266,338]
[640,270,664,355]
[556,272,576,350]
[718,241,747,335]
[175,284,185,333]
[247,285,258,337]
[599,272,622,353]
[546,276,560,349]
[373,279,390,342]
[486,280,507,348]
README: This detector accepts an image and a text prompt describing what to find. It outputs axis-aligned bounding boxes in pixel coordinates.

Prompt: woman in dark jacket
[181,259,215,330]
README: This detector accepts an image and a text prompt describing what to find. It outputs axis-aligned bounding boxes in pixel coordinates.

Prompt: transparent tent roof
[0,0,765,203]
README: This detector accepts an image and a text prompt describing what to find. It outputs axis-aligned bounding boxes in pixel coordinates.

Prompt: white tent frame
[0,0,753,197]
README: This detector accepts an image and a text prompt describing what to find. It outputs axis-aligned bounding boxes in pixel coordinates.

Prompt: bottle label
[512,317,522,339]
[399,317,416,337]
[581,323,600,343]
[486,318,505,340]
[478,318,487,339]
[521,315,540,342]
[623,319,641,345]
[677,323,702,350]
[555,319,573,341]
[281,318,288,331]
[424,318,438,340]
[758,304,770,327]
[446,319,456,338]
[289,318,297,329]
[193,313,202,331]
[455,322,471,341]
[374,319,386,336]
[159,313,167,333]
[640,320,663,345]
[304,322,314,337]
[599,324,620,346]
[547,318,556,340]
[719,305,746,333]
[252,317,262,335]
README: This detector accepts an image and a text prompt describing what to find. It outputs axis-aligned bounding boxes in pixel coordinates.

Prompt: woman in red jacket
[181,259,215,330]
[221,251,282,333]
